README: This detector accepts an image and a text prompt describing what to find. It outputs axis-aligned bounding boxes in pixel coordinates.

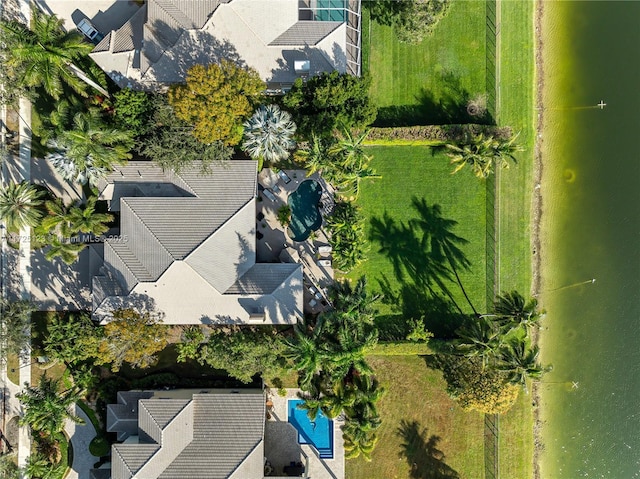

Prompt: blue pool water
[288,399,334,459]
[287,180,323,242]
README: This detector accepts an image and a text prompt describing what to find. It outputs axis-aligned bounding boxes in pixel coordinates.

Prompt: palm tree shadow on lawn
[397,419,460,479]
[369,197,474,338]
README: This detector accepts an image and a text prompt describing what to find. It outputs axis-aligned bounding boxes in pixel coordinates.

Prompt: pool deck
[257,169,335,315]
[266,388,345,479]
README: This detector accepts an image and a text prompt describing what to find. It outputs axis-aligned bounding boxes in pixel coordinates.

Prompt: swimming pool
[287,180,323,242]
[288,399,333,459]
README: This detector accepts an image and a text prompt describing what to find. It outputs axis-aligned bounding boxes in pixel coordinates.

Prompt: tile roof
[269,21,343,46]
[93,159,302,325]
[107,392,265,479]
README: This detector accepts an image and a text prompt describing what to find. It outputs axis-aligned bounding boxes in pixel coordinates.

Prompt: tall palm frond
[242,104,296,163]
[0,181,44,232]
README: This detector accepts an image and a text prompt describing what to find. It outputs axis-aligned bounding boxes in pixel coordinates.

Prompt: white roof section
[92,160,303,325]
[89,0,350,89]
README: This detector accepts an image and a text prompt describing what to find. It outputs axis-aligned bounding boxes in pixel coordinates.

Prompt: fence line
[485,0,501,478]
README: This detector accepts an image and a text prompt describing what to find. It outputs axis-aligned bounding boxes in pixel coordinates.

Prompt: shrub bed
[365,124,512,145]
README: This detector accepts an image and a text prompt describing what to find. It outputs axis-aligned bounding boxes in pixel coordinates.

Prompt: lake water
[539,1,640,477]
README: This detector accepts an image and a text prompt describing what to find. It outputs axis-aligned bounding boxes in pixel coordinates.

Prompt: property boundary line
[484,0,502,478]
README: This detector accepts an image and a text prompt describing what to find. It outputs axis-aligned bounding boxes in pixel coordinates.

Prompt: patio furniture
[256,231,264,240]
[309,299,317,307]
[317,259,332,267]
[278,170,292,184]
[318,245,332,254]
[272,183,281,193]
[257,212,265,221]
[263,188,277,202]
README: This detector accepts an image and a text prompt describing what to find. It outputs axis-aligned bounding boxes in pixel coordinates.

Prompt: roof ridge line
[122,198,175,261]
[104,241,138,293]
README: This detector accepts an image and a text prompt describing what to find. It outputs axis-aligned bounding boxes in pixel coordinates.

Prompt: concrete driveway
[65,404,98,479]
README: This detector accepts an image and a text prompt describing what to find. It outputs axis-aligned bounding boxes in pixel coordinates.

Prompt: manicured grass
[495,1,536,474]
[366,1,487,125]
[345,355,484,479]
[348,146,487,336]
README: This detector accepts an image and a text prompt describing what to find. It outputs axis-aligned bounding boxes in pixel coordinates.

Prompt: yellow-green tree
[96,309,168,372]
[168,61,265,146]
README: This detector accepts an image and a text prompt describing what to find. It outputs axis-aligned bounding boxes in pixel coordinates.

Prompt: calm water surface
[540,1,640,477]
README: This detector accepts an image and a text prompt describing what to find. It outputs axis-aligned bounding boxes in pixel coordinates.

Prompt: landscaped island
[0,0,539,478]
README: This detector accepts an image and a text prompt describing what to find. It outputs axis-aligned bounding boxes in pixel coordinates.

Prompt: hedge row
[364,124,512,145]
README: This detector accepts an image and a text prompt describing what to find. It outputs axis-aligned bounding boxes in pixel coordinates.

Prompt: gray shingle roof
[269,20,342,46]
[109,392,265,479]
[225,263,300,295]
[112,5,146,53]
[100,160,256,293]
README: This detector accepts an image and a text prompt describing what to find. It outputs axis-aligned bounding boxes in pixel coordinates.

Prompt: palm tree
[328,127,371,168]
[455,317,503,369]
[66,197,113,235]
[285,327,326,391]
[497,339,546,393]
[493,290,543,335]
[44,237,86,265]
[24,453,66,479]
[342,412,381,461]
[446,133,523,179]
[242,104,296,163]
[17,375,84,436]
[0,9,100,99]
[298,134,332,175]
[0,181,45,232]
[48,110,134,185]
[345,374,385,419]
[329,276,379,321]
[0,298,35,361]
[40,199,71,236]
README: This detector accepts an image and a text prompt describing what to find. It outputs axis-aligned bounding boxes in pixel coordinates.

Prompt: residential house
[89,0,362,91]
[92,160,303,325]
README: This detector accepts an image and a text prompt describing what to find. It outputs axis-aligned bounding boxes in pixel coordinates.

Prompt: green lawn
[348,146,488,337]
[494,1,536,476]
[366,1,487,126]
[346,355,484,479]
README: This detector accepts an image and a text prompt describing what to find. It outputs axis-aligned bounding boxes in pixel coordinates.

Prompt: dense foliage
[0,299,34,361]
[326,200,368,272]
[185,326,286,384]
[446,133,523,179]
[282,71,377,138]
[366,0,451,45]
[286,277,384,461]
[95,309,169,372]
[0,9,95,100]
[138,94,233,173]
[17,375,84,435]
[112,89,154,137]
[46,109,134,186]
[169,61,265,146]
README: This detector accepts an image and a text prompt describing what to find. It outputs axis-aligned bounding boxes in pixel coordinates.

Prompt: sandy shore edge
[532,0,545,478]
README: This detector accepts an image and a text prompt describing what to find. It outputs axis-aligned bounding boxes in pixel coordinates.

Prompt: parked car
[77,18,104,44]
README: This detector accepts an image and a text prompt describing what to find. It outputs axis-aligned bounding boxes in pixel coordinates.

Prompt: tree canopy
[366,0,451,45]
[282,71,377,138]
[95,309,169,372]
[168,61,265,146]
[0,299,34,362]
[138,94,233,173]
[0,9,100,99]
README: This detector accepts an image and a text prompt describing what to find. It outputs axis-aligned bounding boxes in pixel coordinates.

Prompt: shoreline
[531,0,545,478]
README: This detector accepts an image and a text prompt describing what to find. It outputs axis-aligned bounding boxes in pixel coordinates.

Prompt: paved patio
[266,388,345,479]
[257,169,335,315]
